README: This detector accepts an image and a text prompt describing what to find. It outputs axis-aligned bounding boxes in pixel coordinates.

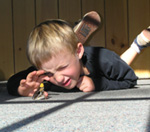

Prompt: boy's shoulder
[84,46,116,57]
[83,46,122,65]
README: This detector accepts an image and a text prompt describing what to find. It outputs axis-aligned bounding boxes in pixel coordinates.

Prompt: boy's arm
[92,51,138,91]
[84,47,138,91]
[7,66,36,96]
[7,66,37,96]
[92,76,137,91]
[76,75,95,92]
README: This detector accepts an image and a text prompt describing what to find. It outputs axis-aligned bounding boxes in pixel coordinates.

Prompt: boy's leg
[120,27,150,65]
[120,47,138,65]
[73,11,101,44]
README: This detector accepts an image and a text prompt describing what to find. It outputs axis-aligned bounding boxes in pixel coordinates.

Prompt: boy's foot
[73,11,101,44]
[134,27,150,50]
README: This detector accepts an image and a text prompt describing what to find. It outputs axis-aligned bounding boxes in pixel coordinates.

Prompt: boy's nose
[54,73,64,84]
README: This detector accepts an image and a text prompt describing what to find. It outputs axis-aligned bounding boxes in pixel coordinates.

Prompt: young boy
[7,11,150,99]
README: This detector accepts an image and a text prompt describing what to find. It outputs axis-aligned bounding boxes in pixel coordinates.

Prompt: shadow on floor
[1,96,150,105]
[0,92,97,131]
[0,82,20,102]
[0,91,150,131]
[146,107,150,132]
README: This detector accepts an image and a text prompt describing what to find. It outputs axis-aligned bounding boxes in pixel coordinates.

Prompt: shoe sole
[74,11,101,44]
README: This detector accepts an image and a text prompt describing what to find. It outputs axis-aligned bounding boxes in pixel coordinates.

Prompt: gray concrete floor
[0,79,150,132]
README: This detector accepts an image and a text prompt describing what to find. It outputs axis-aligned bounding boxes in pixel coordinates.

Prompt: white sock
[131,29,150,53]
[131,42,141,53]
[137,32,150,46]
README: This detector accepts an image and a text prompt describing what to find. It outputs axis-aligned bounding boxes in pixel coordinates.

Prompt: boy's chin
[63,83,77,90]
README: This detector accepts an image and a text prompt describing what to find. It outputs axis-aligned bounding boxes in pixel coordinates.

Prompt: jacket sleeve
[92,76,137,91]
[87,48,138,91]
[7,66,36,96]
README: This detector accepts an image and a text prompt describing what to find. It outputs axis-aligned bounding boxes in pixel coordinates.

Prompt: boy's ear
[76,42,84,59]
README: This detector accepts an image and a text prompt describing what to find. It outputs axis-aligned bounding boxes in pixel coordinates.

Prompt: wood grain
[0,0,14,80]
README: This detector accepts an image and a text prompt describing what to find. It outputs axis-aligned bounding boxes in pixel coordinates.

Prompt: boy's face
[41,43,84,89]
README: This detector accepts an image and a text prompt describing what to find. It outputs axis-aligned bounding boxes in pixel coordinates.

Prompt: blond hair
[27,19,79,69]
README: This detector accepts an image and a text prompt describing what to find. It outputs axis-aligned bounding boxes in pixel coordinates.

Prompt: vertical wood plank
[129,0,150,78]
[36,0,58,24]
[0,0,13,80]
[105,0,128,55]
[0,0,149,79]
[59,0,81,26]
[82,0,105,47]
[13,0,35,73]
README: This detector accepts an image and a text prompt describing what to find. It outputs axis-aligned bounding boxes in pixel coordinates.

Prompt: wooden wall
[0,0,150,80]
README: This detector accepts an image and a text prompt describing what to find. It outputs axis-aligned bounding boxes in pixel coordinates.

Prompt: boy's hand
[18,70,48,98]
[76,76,95,92]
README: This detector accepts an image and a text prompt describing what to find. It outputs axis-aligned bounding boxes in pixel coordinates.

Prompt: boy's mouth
[62,78,71,87]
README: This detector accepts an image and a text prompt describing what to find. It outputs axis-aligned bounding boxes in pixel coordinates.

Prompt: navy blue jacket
[7,47,138,96]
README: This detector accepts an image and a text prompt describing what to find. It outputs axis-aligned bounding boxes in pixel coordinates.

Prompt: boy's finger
[31,70,44,82]
[26,71,37,82]
[36,70,49,82]
[32,75,38,82]
[20,79,26,87]
[42,76,50,81]
[37,75,45,83]
[44,91,49,99]
[79,85,86,91]
[28,92,34,97]
[32,70,45,82]
[36,70,45,76]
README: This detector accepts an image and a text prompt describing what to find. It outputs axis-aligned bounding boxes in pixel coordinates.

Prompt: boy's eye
[58,65,68,71]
